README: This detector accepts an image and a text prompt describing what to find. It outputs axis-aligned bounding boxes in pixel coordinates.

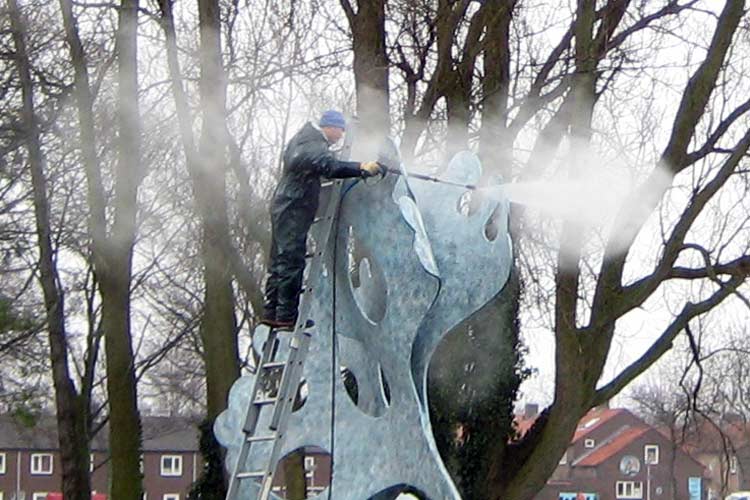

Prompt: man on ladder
[261,109,383,329]
[223,111,382,500]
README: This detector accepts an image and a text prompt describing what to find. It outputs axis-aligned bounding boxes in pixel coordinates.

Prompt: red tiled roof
[574,426,649,466]
[572,407,627,442]
[512,406,632,441]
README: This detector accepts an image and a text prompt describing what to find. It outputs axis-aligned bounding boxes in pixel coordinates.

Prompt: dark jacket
[271,122,362,217]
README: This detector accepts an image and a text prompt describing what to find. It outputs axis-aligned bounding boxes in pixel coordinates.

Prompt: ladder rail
[226,329,277,498]
[259,331,314,500]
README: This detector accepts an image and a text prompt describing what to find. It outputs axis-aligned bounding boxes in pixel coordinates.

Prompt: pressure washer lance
[377,163,478,191]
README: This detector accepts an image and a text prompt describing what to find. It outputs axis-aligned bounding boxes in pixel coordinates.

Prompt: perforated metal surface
[215,152,513,499]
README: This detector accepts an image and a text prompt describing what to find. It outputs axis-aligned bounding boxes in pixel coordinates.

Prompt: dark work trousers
[262,203,316,323]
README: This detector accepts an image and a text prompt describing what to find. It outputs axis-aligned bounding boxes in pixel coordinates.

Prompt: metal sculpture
[215,150,513,499]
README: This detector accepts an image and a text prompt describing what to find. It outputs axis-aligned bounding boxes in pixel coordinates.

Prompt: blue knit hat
[319,109,346,130]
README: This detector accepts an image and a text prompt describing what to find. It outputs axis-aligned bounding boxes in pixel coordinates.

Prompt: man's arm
[308,151,364,179]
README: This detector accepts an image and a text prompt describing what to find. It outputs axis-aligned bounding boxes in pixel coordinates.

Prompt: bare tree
[58,0,145,497]
[6,0,97,498]
[3,2,749,500]
[354,1,750,498]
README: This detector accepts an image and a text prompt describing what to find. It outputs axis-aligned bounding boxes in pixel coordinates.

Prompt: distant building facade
[518,406,706,500]
[0,415,201,500]
[680,415,750,500]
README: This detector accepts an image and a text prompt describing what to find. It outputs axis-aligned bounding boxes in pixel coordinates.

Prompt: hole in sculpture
[379,364,391,407]
[345,227,387,323]
[340,366,359,405]
[337,358,387,418]
[366,484,430,500]
[484,203,503,241]
[291,378,308,412]
[273,446,331,499]
[457,190,479,216]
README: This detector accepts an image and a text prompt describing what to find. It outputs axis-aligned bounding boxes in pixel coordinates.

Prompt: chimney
[524,403,539,419]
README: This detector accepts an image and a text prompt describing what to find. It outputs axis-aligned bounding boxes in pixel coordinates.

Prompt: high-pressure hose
[328,178,360,500]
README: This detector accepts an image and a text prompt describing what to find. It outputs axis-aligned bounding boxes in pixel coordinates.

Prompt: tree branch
[338,0,356,25]
[593,273,748,405]
[606,1,700,55]
[661,0,745,170]
[684,96,750,167]
[594,126,750,324]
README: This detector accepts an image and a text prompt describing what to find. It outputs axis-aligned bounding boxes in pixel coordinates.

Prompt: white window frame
[32,493,48,500]
[584,438,595,448]
[30,453,53,475]
[616,481,643,499]
[163,495,180,500]
[644,444,659,465]
[160,455,183,477]
[730,455,738,474]
[0,452,5,474]
[304,456,315,479]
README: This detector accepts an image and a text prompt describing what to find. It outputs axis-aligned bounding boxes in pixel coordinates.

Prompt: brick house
[518,406,706,500]
[0,414,201,500]
[679,415,750,500]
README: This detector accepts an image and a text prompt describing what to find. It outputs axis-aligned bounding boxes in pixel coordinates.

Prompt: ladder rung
[254,397,277,406]
[236,471,266,479]
[268,323,294,333]
[247,434,276,443]
[263,361,286,369]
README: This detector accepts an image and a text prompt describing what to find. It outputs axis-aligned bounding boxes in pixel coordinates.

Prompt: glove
[360,161,383,178]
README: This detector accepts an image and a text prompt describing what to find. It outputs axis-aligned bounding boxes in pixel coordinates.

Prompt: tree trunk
[59,0,144,498]
[341,0,390,147]
[8,1,91,498]
[283,451,307,500]
[444,80,471,161]
[196,0,240,422]
[478,0,516,178]
[158,2,239,495]
[498,1,600,498]
[104,1,144,498]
